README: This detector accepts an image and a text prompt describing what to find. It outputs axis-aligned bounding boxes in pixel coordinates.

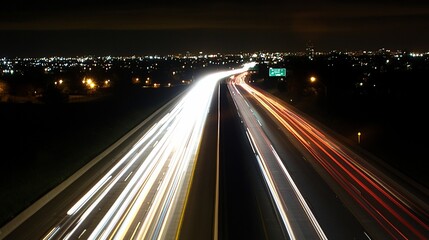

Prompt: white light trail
[44,63,255,240]
[228,78,328,240]
[233,78,429,239]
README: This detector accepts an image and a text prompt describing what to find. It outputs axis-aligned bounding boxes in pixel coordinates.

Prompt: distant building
[306,41,315,60]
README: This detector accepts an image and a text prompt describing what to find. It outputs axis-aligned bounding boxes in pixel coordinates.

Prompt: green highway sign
[269,68,286,77]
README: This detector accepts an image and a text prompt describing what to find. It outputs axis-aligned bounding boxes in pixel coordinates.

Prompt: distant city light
[83,78,97,90]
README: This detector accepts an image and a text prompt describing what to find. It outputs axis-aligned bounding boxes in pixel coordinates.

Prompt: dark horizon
[0,29,427,58]
[1,1,428,57]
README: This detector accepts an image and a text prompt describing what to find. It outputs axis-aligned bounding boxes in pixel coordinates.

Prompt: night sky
[1,0,428,57]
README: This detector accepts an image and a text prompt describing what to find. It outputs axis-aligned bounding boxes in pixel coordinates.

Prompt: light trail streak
[43,64,255,240]
[233,77,429,239]
[247,130,297,240]
[269,145,327,240]
[228,77,328,240]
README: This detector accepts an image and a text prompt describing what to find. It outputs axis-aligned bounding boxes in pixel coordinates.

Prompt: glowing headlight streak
[58,104,181,237]
[45,115,177,239]
[89,74,227,238]
[234,80,429,239]
[229,81,327,240]
[106,84,215,239]
[245,129,297,240]
[269,145,327,240]
[88,120,180,239]
[43,64,254,240]
[67,108,179,216]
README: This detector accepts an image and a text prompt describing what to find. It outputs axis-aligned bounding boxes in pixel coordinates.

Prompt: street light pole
[309,75,327,97]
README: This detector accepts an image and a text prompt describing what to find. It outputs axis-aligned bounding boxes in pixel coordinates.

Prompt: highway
[229,73,429,239]
[1,66,253,240]
[2,63,428,240]
[228,78,327,239]
[218,81,287,239]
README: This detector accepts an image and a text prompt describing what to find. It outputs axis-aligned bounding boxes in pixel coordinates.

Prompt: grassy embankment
[0,86,187,226]
[263,86,428,189]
